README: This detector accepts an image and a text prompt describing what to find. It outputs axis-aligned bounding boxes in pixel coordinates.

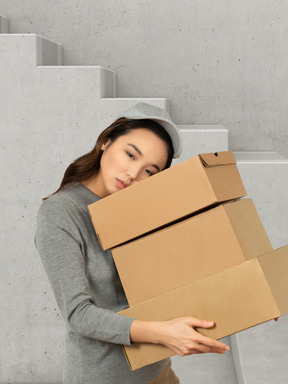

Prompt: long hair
[44,118,174,199]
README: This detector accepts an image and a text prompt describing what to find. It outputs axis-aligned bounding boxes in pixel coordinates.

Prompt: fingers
[194,334,230,353]
[191,319,230,353]
[180,317,229,350]
[186,317,215,329]
[196,331,230,351]
[162,317,230,357]
[188,330,230,353]
[173,339,229,357]
[176,343,228,356]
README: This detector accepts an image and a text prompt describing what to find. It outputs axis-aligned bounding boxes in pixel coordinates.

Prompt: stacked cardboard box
[89,151,246,251]
[88,151,288,370]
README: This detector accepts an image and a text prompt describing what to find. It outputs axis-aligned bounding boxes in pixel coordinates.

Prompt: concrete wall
[0,0,288,158]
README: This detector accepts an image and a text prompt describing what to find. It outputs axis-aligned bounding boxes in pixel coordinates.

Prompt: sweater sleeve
[35,200,134,346]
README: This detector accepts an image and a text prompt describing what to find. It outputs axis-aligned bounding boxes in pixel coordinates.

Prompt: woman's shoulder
[36,183,92,240]
[40,187,77,212]
[37,185,79,222]
[38,182,100,221]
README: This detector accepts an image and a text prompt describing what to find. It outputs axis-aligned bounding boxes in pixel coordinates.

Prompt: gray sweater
[35,182,168,384]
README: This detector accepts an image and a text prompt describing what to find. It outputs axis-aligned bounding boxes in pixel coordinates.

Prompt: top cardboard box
[88,151,247,250]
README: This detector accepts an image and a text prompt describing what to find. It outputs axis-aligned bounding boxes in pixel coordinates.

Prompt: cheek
[101,149,126,174]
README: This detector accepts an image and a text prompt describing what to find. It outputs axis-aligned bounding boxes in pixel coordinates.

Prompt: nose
[126,166,142,183]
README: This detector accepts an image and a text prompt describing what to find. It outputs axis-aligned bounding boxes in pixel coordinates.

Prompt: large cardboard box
[88,151,246,250]
[113,199,273,305]
[119,246,288,370]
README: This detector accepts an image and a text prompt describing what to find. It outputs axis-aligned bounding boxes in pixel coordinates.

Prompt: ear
[101,139,111,151]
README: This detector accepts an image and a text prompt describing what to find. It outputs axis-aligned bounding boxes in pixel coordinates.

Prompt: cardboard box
[113,199,273,305]
[88,151,246,250]
[119,245,288,370]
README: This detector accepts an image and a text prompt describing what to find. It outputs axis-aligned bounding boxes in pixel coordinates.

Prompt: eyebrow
[128,144,161,172]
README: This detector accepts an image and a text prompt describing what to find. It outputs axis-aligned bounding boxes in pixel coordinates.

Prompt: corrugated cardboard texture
[119,258,281,370]
[88,151,247,250]
[113,199,273,305]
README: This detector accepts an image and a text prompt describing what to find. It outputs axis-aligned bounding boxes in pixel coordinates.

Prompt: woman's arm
[130,317,230,356]
[35,200,134,346]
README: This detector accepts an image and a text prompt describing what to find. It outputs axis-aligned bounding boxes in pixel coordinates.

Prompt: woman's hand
[130,317,230,356]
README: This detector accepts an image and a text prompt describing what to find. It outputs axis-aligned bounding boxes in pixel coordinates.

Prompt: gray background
[0,0,287,157]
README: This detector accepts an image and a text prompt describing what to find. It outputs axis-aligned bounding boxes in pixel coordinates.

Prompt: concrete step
[231,151,288,384]
[0,14,8,33]
[0,34,169,191]
[0,33,62,66]
[175,124,228,164]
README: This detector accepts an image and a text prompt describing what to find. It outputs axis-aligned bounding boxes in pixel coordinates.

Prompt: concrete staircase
[1,13,287,384]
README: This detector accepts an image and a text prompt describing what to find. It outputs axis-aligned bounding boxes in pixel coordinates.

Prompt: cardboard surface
[119,249,288,370]
[199,151,235,166]
[113,199,273,305]
[88,151,246,250]
[258,245,288,314]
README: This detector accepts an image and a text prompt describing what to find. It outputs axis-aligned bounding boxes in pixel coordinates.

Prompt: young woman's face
[95,128,169,197]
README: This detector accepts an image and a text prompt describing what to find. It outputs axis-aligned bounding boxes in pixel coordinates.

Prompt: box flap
[224,199,273,259]
[200,151,236,167]
[119,259,280,370]
[258,245,288,315]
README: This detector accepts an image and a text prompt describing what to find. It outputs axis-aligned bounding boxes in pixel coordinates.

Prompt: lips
[116,178,128,190]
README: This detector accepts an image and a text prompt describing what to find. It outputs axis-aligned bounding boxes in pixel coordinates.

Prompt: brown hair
[44,118,174,199]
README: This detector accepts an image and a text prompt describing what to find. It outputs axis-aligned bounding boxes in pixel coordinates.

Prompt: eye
[145,169,154,177]
[126,151,135,160]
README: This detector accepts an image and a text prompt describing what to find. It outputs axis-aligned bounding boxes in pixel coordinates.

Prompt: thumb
[187,317,215,329]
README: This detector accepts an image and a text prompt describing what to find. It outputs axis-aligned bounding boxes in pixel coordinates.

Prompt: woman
[35,102,229,384]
